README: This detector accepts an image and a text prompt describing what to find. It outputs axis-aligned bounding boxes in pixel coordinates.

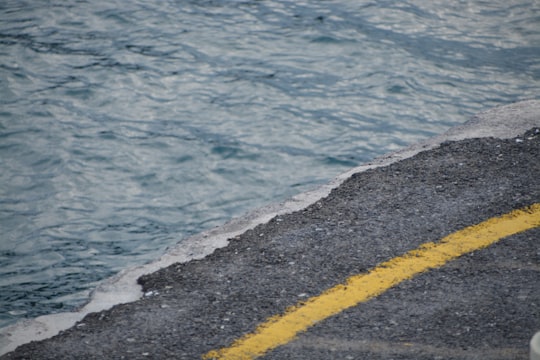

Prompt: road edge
[1,99,538,355]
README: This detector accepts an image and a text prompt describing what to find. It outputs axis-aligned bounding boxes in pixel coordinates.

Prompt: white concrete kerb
[532,332,540,360]
[1,99,538,356]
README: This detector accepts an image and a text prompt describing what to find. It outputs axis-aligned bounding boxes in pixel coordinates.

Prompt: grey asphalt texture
[2,123,539,358]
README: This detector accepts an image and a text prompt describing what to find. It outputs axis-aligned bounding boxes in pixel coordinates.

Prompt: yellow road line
[203,203,540,360]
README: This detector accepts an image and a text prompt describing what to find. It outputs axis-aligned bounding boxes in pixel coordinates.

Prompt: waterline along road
[2,102,539,359]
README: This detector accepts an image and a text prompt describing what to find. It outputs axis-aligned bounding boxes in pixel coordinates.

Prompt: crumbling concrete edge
[1,99,538,355]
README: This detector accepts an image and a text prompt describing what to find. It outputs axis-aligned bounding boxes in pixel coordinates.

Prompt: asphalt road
[1,102,539,359]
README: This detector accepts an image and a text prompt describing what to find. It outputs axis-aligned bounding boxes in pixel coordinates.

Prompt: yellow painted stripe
[203,203,540,360]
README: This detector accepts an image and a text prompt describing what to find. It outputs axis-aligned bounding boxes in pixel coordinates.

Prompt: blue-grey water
[0,0,538,328]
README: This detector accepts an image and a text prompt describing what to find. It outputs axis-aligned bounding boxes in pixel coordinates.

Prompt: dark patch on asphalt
[2,128,539,359]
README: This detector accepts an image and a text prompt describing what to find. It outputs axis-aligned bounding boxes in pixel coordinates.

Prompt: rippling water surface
[0,0,538,327]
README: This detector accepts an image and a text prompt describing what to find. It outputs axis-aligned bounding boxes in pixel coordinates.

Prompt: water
[0,0,538,328]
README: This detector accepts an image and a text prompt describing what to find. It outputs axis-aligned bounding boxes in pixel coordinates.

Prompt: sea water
[0,0,538,328]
